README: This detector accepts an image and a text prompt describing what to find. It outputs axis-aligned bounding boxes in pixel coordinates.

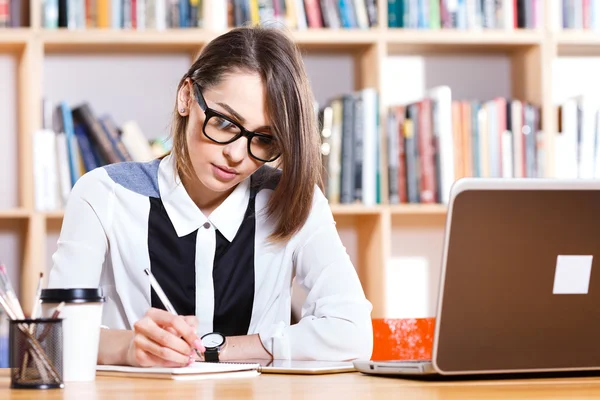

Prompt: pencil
[143,268,203,361]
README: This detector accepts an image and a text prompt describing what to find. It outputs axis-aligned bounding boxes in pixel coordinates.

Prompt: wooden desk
[2,369,600,399]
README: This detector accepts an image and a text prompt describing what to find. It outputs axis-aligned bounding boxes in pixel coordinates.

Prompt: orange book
[97,0,110,27]
[371,318,435,361]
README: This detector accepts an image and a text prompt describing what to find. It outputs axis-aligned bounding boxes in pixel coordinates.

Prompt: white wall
[552,56,600,105]
[303,53,355,106]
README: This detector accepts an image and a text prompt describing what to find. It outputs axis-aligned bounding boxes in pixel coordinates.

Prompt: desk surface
[3,369,600,399]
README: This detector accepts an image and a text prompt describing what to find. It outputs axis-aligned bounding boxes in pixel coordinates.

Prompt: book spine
[72,104,123,165]
[396,106,407,203]
[327,99,343,204]
[405,103,420,203]
[418,99,436,204]
[353,95,363,202]
[387,110,399,204]
[0,0,8,27]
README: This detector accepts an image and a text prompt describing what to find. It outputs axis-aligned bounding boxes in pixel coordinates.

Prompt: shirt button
[203,222,211,229]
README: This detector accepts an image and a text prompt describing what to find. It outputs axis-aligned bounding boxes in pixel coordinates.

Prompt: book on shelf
[318,88,380,206]
[560,0,600,30]
[40,0,378,30]
[388,0,542,29]
[556,94,600,179]
[42,0,205,29]
[228,0,378,29]
[386,86,543,205]
[33,99,166,212]
[0,0,29,27]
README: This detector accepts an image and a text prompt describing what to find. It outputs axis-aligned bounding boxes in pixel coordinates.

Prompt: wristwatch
[200,332,226,362]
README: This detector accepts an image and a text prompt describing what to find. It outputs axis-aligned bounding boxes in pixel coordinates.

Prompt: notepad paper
[96,361,261,380]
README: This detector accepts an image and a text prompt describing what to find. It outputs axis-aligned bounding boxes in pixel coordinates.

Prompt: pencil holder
[9,319,64,389]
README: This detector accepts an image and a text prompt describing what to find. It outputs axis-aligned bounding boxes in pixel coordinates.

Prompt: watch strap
[204,348,219,362]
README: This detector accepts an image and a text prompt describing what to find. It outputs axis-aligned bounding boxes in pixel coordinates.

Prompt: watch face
[202,333,225,348]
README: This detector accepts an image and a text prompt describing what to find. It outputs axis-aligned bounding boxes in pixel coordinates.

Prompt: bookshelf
[0,0,585,319]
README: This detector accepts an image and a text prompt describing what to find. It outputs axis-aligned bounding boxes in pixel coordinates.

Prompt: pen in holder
[9,318,64,389]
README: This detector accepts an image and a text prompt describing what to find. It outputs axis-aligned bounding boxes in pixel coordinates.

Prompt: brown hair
[171,26,323,243]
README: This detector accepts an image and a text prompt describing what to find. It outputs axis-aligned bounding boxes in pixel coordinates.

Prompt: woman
[48,26,373,367]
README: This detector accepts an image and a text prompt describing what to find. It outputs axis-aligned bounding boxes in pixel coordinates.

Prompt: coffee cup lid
[40,288,105,304]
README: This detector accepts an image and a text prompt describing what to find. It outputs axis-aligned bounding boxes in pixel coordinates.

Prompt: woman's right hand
[126,307,205,367]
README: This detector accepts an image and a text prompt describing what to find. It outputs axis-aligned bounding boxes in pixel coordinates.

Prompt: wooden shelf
[36,28,381,53]
[40,28,214,53]
[389,204,447,215]
[556,30,600,56]
[27,28,550,54]
[0,28,31,51]
[291,29,378,50]
[330,204,383,215]
[43,210,65,220]
[386,29,543,54]
[0,208,30,219]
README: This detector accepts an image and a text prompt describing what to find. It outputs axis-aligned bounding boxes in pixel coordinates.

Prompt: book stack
[41,0,205,29]
[560,0,600,29]
[318,88,381,206]
[227,0,378,29]
[0,0,29,27]
[386,86,543,205]
[33,99,165,212]
[387,0,543,29]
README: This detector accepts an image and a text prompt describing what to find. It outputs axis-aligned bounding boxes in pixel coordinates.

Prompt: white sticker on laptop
[553,255,593,294]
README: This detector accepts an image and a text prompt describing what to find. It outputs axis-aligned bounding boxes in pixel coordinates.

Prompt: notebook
[96,361,261,381]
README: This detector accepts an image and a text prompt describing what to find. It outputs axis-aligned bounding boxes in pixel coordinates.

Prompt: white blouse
[47,154,374,361]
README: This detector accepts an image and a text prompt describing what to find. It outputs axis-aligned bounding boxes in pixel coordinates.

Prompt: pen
[143,268,203,361]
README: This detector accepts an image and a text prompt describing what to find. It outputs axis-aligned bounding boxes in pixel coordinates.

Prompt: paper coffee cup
[40,288,105,382]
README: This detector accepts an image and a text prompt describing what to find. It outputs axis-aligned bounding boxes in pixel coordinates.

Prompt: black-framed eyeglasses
[193,82,281,163]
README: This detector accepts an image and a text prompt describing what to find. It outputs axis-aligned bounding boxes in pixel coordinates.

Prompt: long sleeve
[48,169,109,289]
[258,192,374,361]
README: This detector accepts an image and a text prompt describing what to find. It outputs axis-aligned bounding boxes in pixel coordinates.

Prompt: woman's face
[178,72,271,196]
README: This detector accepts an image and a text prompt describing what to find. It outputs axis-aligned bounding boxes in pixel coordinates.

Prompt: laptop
[355,178,600,377]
